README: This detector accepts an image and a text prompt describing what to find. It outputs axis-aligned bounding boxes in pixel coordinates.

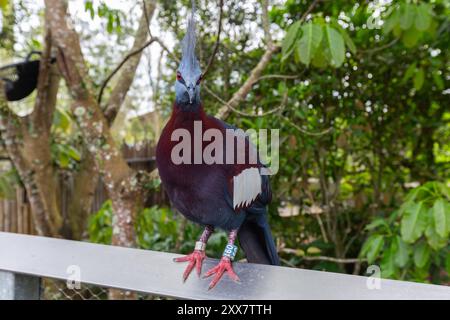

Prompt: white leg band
[195,241,206,251]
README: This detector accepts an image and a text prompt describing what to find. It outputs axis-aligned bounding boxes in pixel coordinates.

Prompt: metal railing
[0,232,449,300]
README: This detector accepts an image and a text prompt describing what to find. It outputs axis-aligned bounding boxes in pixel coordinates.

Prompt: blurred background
[0,0,448,299]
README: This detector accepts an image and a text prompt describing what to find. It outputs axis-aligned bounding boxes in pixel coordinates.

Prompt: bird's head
[175,7,202,111]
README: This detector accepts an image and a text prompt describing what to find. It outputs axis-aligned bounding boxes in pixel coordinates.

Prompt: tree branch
[301,256,365,264]
[142,0,153,37]
[98,38,158,108]
[255,74,300,82]
[214,0,280,120]
[101,0,157,123]
[32,28,60,131]
[201,0,224,80]
[281,249,366,264]
[300,0,322,22]
[358,38,399,55]
[215,45,280,120]
[205,85,286,117]
[154,38,180,63]
[261,0,272,46]
[280,114,333,136]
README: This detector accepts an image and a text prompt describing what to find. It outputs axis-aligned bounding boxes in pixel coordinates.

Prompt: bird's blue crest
[178,1,202,80]
[175,0,202,109]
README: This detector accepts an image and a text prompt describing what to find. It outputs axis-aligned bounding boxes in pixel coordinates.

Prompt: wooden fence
[0,143,167,235]
[0,188,33,234]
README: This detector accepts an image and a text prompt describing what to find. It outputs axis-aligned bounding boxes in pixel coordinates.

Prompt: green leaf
[296,22,323,66]
[0,0,8,11]
[415,4,432,31]
[58,152,70,168]
[432,199,448,238]
[311,44,328,68]
[381,241,397,278]
[401,202,428,243]
[387,210,401,225]
[54,108,73,132]
[413,242,430,269]
[361,235,384,264]
[325,25,345,68]
[437,182,450,200]
[306,246,321,254]
[447,210,450,236]
[413,68,425,91]
[402,26,421,48]
[446,254,450,275]
[340,29,356,54]
[107,14,114,33]
[425,224,447,250]
[394,236,410,268]
[383,9,399,35]
[400,4,415,30]
[85,1,95,19]
[365,218,390,231]
[393,24,402,37]
[331,21,356,54]
[432,72,444,90]
[401,62,417,84]
[282,21,301,61]
[66,146,81,161]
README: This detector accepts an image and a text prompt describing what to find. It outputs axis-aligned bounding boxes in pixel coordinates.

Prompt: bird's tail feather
[238,212,280,266]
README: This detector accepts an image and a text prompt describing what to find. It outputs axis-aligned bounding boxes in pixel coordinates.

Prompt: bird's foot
[174,249,206,282]
[204,257,240,290]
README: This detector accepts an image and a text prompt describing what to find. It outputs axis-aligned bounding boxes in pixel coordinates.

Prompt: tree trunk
[44,3,155,302]
[64,151,98,240]
[0,28,62,237]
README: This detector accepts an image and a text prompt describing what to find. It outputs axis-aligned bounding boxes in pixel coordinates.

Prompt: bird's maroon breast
[156,105,228,191]
[156,107,225,169]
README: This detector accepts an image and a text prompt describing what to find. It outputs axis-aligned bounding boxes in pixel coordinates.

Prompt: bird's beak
[187,85,195,104]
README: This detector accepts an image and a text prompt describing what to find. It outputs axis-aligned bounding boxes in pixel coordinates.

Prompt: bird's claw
[203,257,240,290]
[174,250,206,282]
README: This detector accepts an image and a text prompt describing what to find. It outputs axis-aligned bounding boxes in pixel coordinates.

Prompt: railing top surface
[0,232,449,300]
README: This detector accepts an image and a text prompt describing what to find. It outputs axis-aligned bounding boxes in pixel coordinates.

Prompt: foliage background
[0,0,449,286]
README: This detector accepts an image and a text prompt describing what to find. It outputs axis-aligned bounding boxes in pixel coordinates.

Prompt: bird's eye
[176,72,182,81]
[196,75,203,85]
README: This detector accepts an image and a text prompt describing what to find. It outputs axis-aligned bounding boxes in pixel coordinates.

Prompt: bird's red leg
[174,225,214,282]
[204,229,240,290]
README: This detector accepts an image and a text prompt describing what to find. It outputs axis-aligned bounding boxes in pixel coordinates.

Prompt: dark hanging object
[0,51,47,102]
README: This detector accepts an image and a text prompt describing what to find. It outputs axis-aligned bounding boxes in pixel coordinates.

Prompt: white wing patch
[233,168,262,209]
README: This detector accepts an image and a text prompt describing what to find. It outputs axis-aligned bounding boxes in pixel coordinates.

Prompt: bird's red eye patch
[176,72,182,81]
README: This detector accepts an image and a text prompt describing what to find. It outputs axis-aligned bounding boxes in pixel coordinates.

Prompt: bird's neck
[174,99,202,113]
[171,101,206,125]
